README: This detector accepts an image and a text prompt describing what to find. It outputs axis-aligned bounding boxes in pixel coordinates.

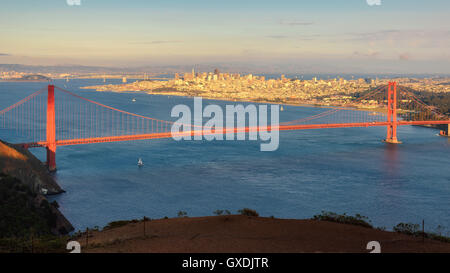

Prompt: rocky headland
[0,140,73,235]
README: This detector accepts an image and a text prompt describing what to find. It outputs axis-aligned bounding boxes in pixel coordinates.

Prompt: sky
[0,0,449,73]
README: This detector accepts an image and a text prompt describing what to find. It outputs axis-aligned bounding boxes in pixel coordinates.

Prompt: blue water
[1,79,449,234]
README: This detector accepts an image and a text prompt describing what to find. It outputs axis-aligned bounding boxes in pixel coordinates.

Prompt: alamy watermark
[366,0,381,6]
[67,0,81,6]
[170,98,280,152]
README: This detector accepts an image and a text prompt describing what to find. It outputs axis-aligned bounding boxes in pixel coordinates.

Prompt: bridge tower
[385,81,401,144]
[440,124,450,137]
[46,85,57,172]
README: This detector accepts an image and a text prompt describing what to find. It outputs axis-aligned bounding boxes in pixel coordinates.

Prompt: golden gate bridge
[1,82,449,172]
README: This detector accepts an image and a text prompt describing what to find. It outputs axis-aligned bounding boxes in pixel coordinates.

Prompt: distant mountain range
[0,64,125,74]
[1,63,448,77]
[0,63,380,75]
[0,63,283,74]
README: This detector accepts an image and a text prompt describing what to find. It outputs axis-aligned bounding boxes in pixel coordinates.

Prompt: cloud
[130,40,183,45]
[266,35,289,39]
[353,50,380,57]
[399,53,411,61]
[347,29,401,40]
[279,20,314,26]
[346,29,450,48]
[241,49,264,56]
[149,40,183,44]
[0,53,11,56]
[266,34,319,41]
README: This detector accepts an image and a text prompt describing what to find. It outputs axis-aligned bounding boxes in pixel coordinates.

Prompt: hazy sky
[0,0,449,73]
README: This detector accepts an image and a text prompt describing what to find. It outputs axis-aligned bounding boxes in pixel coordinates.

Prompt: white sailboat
[280,105,284,111]
[138,158,144,167]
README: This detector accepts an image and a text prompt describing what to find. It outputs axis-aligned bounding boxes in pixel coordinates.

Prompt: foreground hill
[0,140,73,237]
[80,215,450,253]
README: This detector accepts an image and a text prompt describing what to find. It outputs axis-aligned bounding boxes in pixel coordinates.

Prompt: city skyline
[1,0,449,73]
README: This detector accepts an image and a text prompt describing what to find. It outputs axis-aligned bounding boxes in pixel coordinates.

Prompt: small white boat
[280,106,284,111]
[132,98,137,102]
[138,158,144,167]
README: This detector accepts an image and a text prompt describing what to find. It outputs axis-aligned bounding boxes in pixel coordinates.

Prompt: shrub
[426,233,450,243]
[238,208,259,217]
[312,211,373,228]
[177,211,188,218]
[392,223,450,243]
[103,220,133,230]
[213,210,224,216]
[393,223,420,235]
[214,210,232,216]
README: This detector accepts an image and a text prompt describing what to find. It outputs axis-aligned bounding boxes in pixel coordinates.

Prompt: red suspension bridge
[0,82,449,172]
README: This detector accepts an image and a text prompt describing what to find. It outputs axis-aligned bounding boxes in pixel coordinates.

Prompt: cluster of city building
[1,71,35,79]
[84,69,390,109]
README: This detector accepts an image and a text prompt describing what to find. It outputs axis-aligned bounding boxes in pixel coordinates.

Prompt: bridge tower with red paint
[46,85,57,171]
[384,81,402,144]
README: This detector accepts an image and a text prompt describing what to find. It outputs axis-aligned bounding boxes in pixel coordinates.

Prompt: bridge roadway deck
[19,120,450,148]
